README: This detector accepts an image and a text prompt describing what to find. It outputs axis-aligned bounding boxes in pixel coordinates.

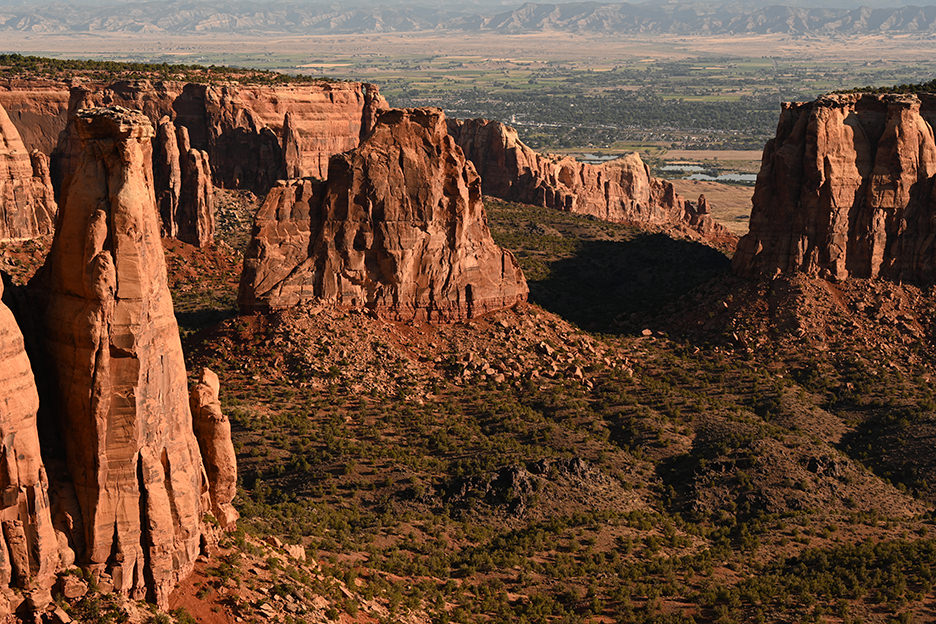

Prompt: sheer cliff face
[447,118,732,244]
[2,78,387,193]
[734,92,936,283]
[39,107,208,606]
[0,79,70,157]
[239,108,529,321]
[0,280,60,601]
[0,102,56,240]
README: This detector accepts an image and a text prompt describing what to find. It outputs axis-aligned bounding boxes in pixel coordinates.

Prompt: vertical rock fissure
[135,452,156,604]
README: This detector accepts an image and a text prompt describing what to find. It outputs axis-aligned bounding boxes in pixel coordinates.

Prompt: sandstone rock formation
[0,102,56,240]
[153,116,214,246]
[38,107,209,606]
[239,107,529,321]
[3,78,387,192]
[190,368,238,530]
[447,117,732,243]
[734,92,936,283]
[0,79,71,156]
[0,279,60,604]
[153,116,183,238]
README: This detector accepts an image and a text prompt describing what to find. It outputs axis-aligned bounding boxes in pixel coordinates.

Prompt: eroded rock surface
[153,117,214,246]
[4,78,387,192]
[448,117,731,243]
[38,106,208,606]
[0,102,56,240]
[0,278,59,605]
[190,368,238,530]
[735,92,936,283]
[239,107,528,321]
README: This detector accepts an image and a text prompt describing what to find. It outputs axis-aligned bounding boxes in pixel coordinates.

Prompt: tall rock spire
[39,107,208,606]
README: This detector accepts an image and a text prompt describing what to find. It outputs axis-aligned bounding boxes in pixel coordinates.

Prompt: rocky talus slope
[0,101,56,240]
[735,92,936,283]
[0,106,238,616]
[448,117,733,244]
[239,108,529,321]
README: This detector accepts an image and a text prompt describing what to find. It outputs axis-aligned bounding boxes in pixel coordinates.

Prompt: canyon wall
[448,117,732,243]
[0,79,70,156]
[239,108,529,321]
[2,78,387,193]
[0,101,56,240]
[734,92,936,283]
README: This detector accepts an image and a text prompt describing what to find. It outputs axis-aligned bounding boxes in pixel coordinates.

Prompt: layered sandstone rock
[734,92,936,283]
[448,117,731,243]
[4,78,387,192]
[0,102,56,240]
[153,117,183,238]
[38,107,208,606]
[153,117,214,246]
[0,79,71,155]
[239,107,529,321]
[190,368,238,530]
[0,279,60,604]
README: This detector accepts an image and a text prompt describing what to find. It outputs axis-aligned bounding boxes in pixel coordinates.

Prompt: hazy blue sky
[1,0,935,7]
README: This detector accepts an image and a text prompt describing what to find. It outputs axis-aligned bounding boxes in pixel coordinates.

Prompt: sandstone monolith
[39,106,208,606]
[239,107,528,321]
[0,278,60,605]
[190,368,238,531]
[152,117,214,246]
[734,92,936,283]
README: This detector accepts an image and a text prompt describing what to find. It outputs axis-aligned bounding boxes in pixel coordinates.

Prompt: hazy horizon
[1,0,935,8]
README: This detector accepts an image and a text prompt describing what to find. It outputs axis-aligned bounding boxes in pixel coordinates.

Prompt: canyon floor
[7,190,936,623]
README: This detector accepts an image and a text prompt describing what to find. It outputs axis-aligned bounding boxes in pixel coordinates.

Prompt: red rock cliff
[734,92,936,283]
[0,102,56,240]
[0,279,60,611]
[0,79,70,155]
[3,78,387,193]
[448,117,732,244]
[37,107,209,606]
[239,108,529,321]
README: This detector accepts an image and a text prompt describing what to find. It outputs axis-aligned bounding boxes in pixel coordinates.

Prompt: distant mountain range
[2,1,936,36]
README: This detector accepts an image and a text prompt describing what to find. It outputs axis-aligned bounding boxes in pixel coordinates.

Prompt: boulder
[734,92,936,283]
[238,107,529,321]
[0,102,56,240]
[37,106,208,607]
[447,117,732,244]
